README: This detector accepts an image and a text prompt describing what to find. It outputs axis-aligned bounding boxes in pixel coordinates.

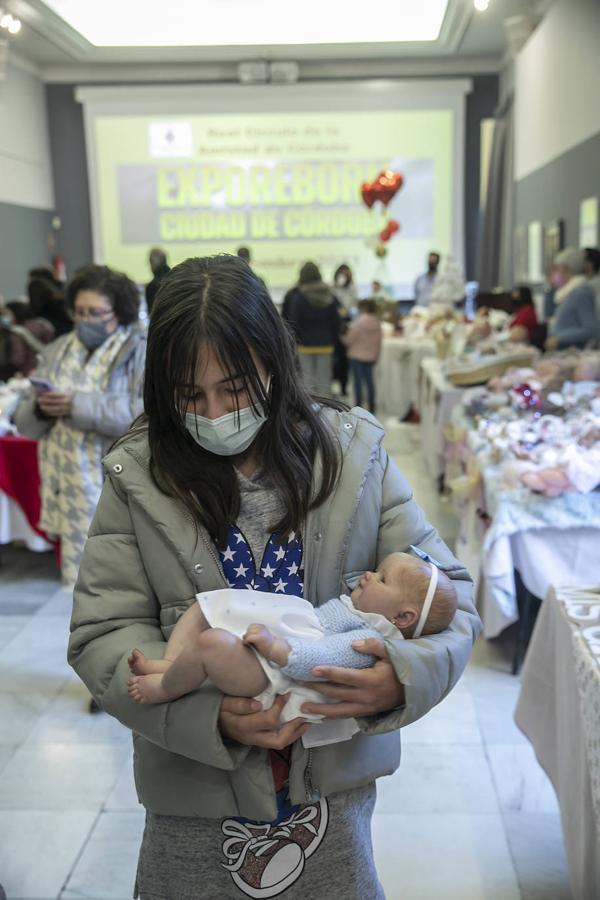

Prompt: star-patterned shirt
[218,526,304,598]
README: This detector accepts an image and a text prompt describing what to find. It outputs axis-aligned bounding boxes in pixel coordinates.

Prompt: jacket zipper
[304,748,317,802]
[199,528,229,588]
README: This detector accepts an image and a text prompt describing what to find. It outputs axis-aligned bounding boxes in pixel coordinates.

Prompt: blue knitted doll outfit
[280,596,381,682]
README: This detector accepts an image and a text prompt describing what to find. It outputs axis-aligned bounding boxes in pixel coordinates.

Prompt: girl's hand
[299,638,405,720]
[219,693,310,750]
[37,391,73,417]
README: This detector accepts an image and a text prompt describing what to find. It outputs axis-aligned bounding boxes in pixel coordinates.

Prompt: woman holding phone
[14,264,145,585]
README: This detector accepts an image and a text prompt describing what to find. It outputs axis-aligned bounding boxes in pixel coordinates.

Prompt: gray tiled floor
[0,420,572,899]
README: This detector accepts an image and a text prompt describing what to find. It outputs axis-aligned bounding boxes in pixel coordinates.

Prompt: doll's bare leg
[128,603,210,675]
[128,628,268,704]
[198,629,270,696]
[244,624,292,667]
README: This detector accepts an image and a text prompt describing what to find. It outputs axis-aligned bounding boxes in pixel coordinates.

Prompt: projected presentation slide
[91,108,455,298]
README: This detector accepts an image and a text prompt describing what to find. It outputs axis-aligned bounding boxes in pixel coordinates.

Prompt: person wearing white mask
[583,247,600,326]
[14,264,146,584]
[67,254,479,900]
[332,263,358,313]
[545,247,599,351]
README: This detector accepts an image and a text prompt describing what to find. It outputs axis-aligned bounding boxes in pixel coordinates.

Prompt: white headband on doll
[412,563,438,639]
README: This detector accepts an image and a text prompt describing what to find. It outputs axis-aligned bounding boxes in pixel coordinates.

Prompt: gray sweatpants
[135,783,384,900]
[298,351,333,397]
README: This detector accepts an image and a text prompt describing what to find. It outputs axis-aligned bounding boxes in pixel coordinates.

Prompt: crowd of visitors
[2,241,599,591]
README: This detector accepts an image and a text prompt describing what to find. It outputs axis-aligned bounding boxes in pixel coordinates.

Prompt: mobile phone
[29,376,55,394]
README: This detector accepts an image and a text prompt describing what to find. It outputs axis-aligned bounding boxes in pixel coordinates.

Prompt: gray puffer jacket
[68,407,481,822]
[13,326,146,452]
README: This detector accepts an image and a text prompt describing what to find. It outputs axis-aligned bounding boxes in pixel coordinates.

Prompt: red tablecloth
[0,434,51,541]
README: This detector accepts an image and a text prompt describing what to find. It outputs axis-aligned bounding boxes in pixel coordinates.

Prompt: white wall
[514,0,600,181]
[0,59,54,209]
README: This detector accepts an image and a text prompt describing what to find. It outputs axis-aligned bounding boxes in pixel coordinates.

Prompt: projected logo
[148,121,193,158]
[117,158,433,245]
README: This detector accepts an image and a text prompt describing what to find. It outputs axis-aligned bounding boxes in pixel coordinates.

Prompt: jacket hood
[299,281,336,308]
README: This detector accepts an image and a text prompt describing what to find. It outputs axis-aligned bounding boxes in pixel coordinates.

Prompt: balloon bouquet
[360,170,403,258]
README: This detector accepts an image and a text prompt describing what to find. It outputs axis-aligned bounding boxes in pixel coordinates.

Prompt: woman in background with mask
[332,263,358,314]
[14,264,145,584]
[331,263,357,397]
[68,255,479,899]
[544,247,599,351]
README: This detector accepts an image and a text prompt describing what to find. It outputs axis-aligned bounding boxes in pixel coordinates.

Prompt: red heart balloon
[375,170,404,207]
[379,219,400,242]
[360,182,377,209]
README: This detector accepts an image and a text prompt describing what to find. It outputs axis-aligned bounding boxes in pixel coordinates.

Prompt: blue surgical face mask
[184,394,269,457]
[76,320,111,350]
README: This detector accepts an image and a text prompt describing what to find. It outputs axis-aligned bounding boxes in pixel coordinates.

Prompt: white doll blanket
[197,588,360,748]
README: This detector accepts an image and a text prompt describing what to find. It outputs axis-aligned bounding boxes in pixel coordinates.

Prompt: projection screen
[77,80,470,299]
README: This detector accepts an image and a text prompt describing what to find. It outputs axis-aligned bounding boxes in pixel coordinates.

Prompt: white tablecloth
[455,479,600,638]
[0,491,52,552]
[418,357,466,481]
[478,525,600,638]
[375,337,435,418]
[449,413,600,638]
[515,585,600,900]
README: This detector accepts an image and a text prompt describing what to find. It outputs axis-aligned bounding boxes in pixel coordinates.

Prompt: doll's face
[350,553,421,626]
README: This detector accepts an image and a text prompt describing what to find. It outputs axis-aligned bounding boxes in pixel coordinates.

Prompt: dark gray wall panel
[46,84,94,277]
[515,130,600,250]
[0,202,54,298]
[465,75,498,280]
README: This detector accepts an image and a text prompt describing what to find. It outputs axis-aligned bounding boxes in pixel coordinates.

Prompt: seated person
[508,286,538,343]
[5,300,55,345]
[0,302,48,380]
[545,247,599,350]
[127,551,458,712]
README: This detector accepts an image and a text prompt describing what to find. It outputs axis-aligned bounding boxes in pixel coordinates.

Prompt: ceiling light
[473,0,490,10]
[39,0,449,47]
[0,10,21,32]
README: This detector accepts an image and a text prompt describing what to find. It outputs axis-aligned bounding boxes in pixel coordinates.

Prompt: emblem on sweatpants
[220,799,329,897]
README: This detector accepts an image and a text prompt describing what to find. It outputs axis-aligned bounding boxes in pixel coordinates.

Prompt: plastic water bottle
[464,281,478,321]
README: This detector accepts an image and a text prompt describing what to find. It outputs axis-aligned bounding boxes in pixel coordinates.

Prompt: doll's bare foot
[127,674,172,704]
[243,624,291,667]
[128,648,170,676]
[521,471,546,493]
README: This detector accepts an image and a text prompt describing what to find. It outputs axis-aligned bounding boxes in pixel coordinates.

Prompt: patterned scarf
[38,326,131,584]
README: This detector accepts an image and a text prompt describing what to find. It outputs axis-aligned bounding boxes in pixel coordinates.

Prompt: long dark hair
[511,285,533,309]
[143,254,342,547]
[334,263,353,284]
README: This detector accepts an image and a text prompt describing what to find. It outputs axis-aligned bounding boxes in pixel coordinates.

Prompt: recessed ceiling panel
[40,0,449,47]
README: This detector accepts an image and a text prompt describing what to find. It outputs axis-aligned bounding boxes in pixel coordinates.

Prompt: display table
[515,585,600,900]
[0,435,53,551]
[454,463,600,640]
[418,357,466,482]
[376,336,435,419]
